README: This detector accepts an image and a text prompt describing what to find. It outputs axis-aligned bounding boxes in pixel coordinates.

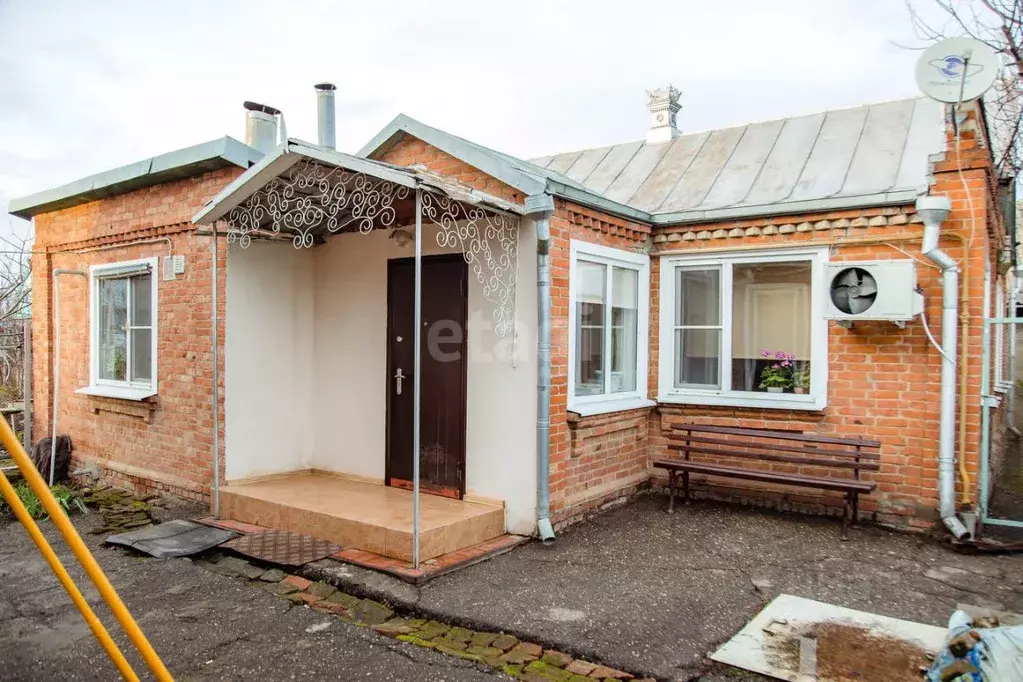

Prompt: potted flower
[792,363,810,394]
[759,349,795,393]
[785,359,810,396]
[759,364,792,393]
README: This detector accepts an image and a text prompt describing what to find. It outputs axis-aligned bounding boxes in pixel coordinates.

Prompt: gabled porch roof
[191,138,525,245]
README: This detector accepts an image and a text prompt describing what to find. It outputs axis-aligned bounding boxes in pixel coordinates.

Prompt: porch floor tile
[216,472,505,562]
[197,516,528,583]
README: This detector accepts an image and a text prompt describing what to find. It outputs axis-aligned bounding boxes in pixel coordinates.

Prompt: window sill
[568,397,657,417]
[76,385,157,402]
[658,392,825,412]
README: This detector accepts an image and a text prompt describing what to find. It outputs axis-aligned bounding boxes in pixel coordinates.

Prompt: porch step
[219,473,504,562]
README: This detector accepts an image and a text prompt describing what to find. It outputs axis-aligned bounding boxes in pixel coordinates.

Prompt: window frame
[568,240,652,416]
[82,257,159,400]
[658,245,829,411]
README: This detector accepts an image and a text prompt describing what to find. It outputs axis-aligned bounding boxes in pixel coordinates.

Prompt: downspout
[526,194,556,541]
[50,269,87,486]
[916,195,970,539]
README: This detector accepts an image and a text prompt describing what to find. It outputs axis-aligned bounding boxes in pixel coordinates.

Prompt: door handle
[395,368,405,395]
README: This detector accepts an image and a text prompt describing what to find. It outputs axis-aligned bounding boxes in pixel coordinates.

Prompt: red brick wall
[30,167,240,500]
[645,144,997,529]
[374,135,525,205]
[547,202,654,526]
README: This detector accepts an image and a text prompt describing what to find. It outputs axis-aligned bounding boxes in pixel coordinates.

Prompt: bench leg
[841,492,853,541]
[682,471,690,505]
[851,493,859,527]
[667,470,677,514]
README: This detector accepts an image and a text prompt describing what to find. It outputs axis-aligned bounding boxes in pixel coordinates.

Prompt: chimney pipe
[243,101,281,154]
[314,83,337,149]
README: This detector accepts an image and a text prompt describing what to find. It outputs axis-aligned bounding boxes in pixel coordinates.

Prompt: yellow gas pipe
[0,471,139,680]
[0,416,172,681]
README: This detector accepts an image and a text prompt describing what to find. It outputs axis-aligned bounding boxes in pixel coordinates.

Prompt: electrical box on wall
[823,260,923,326]
[163,255,186,281]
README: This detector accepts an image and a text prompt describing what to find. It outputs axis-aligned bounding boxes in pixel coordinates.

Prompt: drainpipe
[916,195,969,539]
[526,194,556,542]
[50,269,87,486]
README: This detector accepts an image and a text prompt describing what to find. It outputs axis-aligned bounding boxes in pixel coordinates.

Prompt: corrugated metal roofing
[530,97,947,220]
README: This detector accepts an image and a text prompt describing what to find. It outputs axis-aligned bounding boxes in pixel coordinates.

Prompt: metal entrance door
[385,254,468,499]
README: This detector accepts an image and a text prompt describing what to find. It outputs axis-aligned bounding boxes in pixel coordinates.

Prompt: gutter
[525,193,556,541]
[916,195,970,539]
[543,179,922,230]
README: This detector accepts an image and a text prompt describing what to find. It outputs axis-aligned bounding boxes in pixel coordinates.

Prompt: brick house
[8,83,1015,563]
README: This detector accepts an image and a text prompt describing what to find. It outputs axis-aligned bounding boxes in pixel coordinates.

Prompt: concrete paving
[313,495,1023,681]
[0,514,500,681]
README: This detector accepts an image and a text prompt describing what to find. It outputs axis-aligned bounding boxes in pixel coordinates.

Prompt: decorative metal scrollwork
[225,161,410,249]
[221,160,520,339]
[420,191,519,338]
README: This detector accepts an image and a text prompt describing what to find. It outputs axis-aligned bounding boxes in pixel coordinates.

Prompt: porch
[194,140,539,567]
[219,472,505,562]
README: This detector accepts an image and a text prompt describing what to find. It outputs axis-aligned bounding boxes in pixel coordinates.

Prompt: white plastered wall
[310,220,539,535]
[225,241,315,480]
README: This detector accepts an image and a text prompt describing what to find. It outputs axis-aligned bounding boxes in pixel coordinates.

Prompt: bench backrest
[667,423,881,475]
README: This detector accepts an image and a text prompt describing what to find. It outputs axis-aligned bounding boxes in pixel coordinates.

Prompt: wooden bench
[654,424,881,539]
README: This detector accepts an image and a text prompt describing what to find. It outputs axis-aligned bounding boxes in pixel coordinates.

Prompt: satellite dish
[916,37,1000,103]
[830,267,878,315]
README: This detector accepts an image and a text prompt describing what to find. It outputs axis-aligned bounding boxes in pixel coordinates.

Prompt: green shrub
[0,481,87,519]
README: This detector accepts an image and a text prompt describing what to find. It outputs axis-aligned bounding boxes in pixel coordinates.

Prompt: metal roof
[8,137,263,219]
[531,98,948,222]
[359,114,651,223]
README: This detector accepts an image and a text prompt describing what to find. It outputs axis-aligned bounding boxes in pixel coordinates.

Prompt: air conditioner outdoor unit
[823,260,923,326]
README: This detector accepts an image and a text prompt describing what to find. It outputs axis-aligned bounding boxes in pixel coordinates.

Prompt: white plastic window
[659,247,828,410]
[568,241,650,414]
[87,259,158,398]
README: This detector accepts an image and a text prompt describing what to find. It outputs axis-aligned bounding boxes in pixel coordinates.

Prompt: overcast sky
[0,0,951,238]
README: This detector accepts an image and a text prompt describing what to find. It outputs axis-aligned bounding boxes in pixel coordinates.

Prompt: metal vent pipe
[314,83,337,149]
[243,101,281,154]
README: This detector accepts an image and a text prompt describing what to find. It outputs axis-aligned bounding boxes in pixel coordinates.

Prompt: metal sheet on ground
[105,519,237,558]
[710,594,946,681]
[222,530,339,566]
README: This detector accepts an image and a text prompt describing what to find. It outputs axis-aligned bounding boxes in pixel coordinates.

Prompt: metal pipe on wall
[50,269,86,486]
[412,189,423,568]
[43,237,172,487]
[979,261,993,519]
[525,194,556,541]
[211,226,220,518]
[917,194,969,539]
[22,320,31,450]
